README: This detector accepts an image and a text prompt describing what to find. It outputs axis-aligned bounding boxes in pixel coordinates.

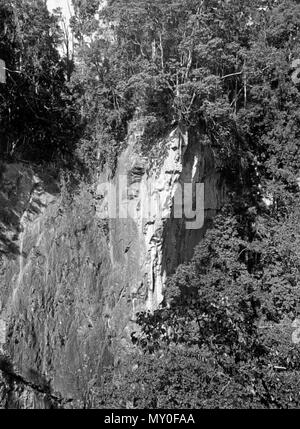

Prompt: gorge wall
[0,125,226,408]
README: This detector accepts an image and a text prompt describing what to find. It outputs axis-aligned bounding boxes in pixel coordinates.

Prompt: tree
[0,0,80,163]
[86,0,300,409]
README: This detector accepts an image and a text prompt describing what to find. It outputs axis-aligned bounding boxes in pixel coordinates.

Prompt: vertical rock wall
[100,125,226,320]
[0,125,226,407]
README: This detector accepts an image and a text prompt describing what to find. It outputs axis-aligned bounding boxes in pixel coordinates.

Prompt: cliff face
[101,124,226,320]
[0,126,226,408]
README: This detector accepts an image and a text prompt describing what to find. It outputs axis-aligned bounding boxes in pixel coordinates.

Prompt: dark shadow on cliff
[0,354,66,409]
[159,131,226,303]
[0,209,21,258]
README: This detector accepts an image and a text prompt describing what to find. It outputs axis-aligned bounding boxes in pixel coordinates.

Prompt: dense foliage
[0,0,79,163]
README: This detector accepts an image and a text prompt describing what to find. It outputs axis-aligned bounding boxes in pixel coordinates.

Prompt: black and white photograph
[0,0,300,412]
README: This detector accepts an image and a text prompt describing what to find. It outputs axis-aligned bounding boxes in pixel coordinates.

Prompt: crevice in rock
[0,354,73,408]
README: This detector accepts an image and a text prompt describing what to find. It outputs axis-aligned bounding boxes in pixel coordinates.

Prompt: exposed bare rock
[0,125,226,407]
